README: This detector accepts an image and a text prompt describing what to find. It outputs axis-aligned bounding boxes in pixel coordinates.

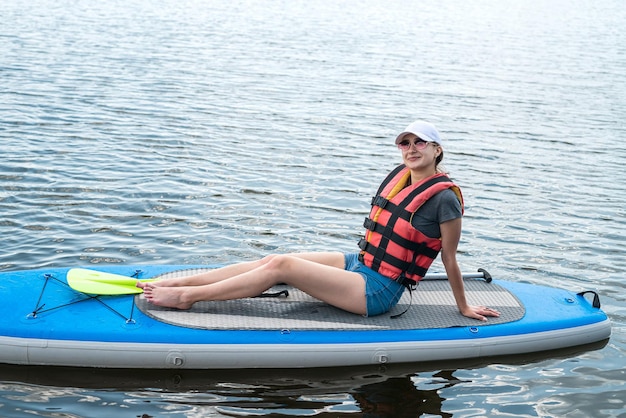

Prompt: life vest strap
[358,240,429,279]
[362,218,439,259]
[390,278,416,319]
[395,273,417,289]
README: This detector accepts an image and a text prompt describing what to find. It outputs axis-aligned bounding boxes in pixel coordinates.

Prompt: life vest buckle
[363,218,376,231]
[371,195,389,209]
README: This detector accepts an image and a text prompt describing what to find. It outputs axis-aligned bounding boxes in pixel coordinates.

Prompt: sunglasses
[397,138,436,151]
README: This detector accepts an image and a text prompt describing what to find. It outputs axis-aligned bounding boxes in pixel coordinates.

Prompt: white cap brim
[395,120,442,145]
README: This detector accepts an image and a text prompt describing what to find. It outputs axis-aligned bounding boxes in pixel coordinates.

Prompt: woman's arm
[440,218,500,321]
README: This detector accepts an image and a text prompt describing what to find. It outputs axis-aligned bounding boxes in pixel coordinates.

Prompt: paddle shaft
[423,270,491,281]
[67,267,492,296]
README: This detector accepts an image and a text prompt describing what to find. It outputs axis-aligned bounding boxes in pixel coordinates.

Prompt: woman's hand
[461,305,501,322]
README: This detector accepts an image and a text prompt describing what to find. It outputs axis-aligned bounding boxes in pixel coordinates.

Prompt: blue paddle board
[0,265,611,369]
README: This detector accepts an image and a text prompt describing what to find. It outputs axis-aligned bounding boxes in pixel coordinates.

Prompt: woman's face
[397,134,441,171]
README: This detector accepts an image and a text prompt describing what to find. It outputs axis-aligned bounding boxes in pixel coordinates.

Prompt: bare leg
[137,252,344,289]
[143,252,367,315]
[137,260,261,289]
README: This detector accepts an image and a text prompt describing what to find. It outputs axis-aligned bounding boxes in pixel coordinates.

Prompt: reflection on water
[352,373,456,417]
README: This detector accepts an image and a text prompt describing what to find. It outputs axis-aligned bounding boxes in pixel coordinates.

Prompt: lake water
[1,0,625,416]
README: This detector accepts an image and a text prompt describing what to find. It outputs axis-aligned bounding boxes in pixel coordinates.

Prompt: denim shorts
[344,253,405,317]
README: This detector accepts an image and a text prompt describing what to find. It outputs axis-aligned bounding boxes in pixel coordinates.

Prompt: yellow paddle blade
[66,268,154,295]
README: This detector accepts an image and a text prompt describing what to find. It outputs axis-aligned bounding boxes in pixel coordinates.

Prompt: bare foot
[143,283,195,310]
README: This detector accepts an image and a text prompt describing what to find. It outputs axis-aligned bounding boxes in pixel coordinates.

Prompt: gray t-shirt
[410,189,462,238]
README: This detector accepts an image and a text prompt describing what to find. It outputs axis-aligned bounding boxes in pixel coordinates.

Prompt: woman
[140,120,500,321]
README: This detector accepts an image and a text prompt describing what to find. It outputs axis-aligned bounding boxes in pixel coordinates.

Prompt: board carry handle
[577,290,601,308]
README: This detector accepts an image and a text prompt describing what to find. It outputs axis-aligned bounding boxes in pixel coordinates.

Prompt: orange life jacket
[358,165,464,286]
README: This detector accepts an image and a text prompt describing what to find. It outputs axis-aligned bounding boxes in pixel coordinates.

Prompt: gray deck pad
[136,269,525,330]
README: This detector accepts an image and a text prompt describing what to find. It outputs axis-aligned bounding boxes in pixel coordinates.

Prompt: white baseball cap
[395,120,442,145]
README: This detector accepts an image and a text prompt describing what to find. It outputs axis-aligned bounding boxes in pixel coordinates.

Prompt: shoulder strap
[375,164,406,197]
